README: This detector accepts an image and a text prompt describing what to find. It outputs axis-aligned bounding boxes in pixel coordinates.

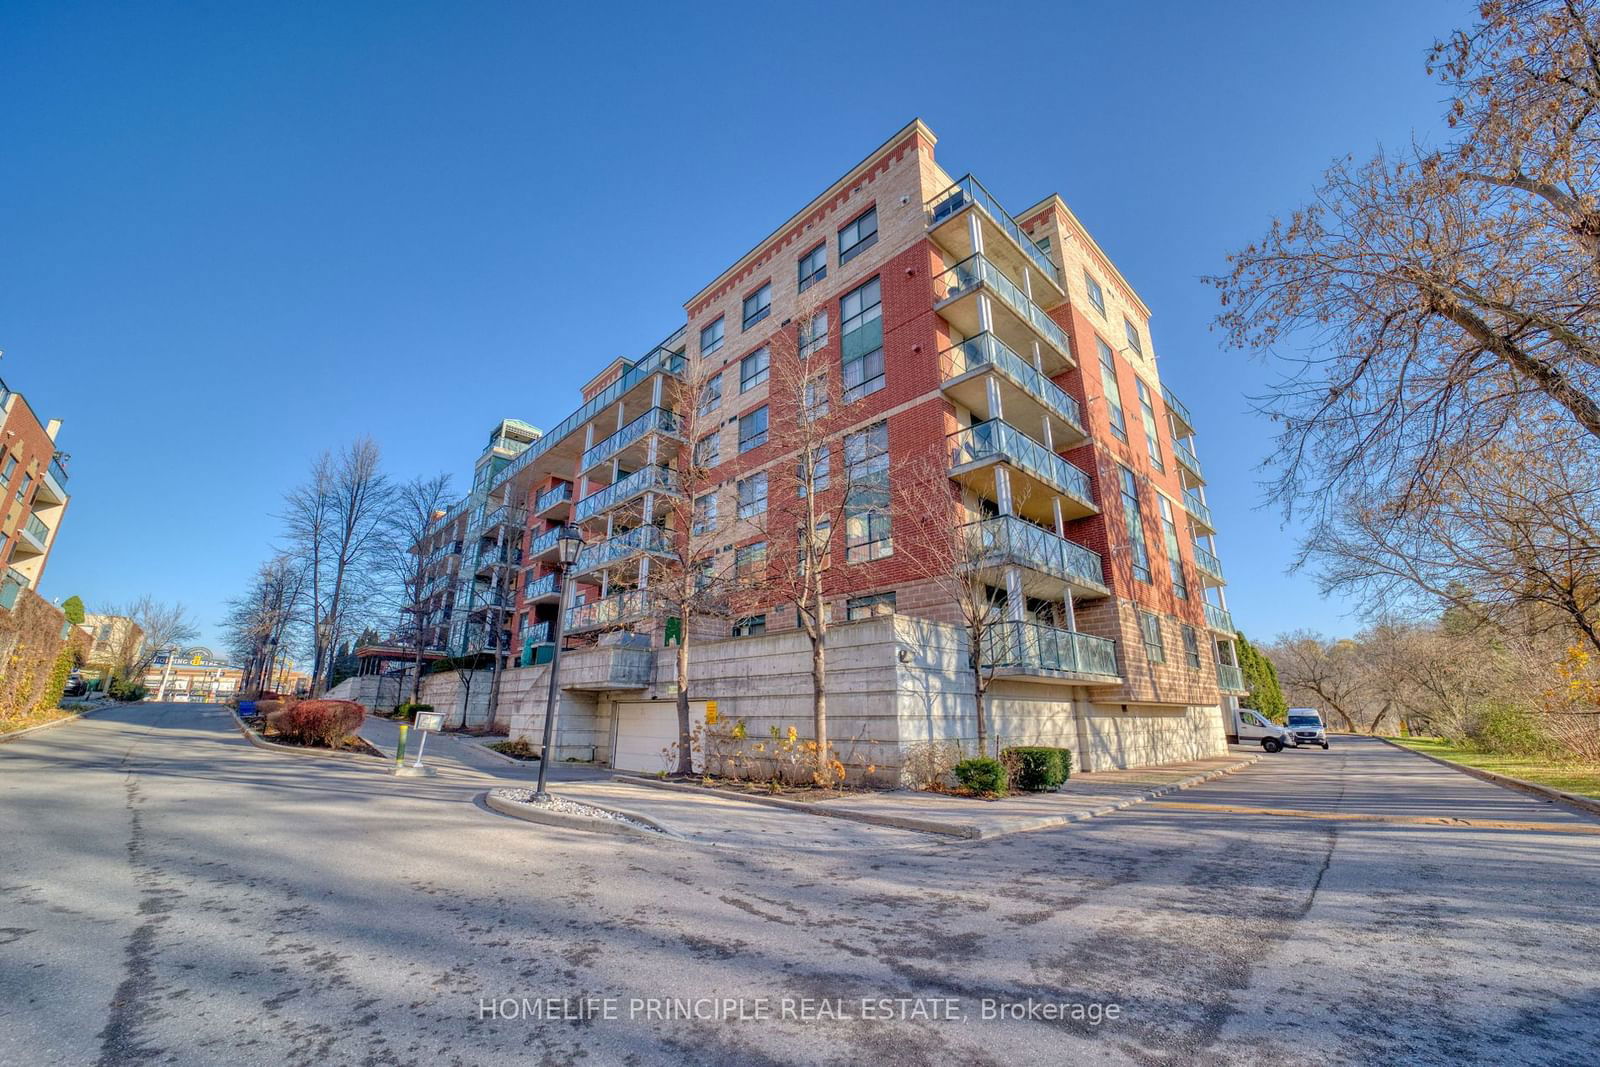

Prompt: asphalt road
[3,704,1598,1066]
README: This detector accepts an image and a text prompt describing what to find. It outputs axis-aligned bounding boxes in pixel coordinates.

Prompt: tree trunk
[675,628,693,776]
[972,666,988,757]
[811,635,828,782]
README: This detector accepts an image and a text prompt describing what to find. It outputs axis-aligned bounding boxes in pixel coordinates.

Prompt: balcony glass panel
[524,621,551,645]
[980,621,1120,678]
[1175,439,1202,477]
[565,588,658,631]
[0,567,27,610]
[574,525,675,574]
[1162,384,1195,430]
[1182,492,1213,529]
[581,407,678,470]
[1193,543,1225,581]
[943,333,1083,432]
[23,513,50,544]
[948,420,1094,508]
[934,254,1071,360]
[926,174,1060,285]
[963,515,1104,589]
[1217,662,1246,692]
[1203,601,1235,633]
[573,465,677,523]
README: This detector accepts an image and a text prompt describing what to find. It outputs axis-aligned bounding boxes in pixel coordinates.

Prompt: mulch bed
[656,774,872,802]
[240,716,383,757]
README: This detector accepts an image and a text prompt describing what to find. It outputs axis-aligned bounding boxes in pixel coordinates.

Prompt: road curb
[612,754,1261,840]
[0,701,129,745]
[482,790,681,839]
[1376,736,1600,820]
[228,707,382,761]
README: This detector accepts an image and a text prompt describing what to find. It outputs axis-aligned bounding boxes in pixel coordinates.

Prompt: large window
[737,472,768,519]
[841,277,884,403]
[798,243,827,291]
[742,282,772,330]
[798,518,831,578]
[732,615,766,637]
[844,422,892,562]
[1136,377,1164,470]
[1182,624,1202,669]
[735,541,767,580]
[700,316,724,356]
[804,371,830,419]
[740,347,769,392]
[1124,316,1144,356]
[798,443,830,495]
[799,310,829,359]
[1120,465,1152,583]
[1,455,14,482]
[847,592,896,620]
[738,406,768,452]
[694,432,720,468]
[698,372,722,415]
[1098,338,1128,442]
[692,492,718,534]
[1084,271,1105,314]
[1139,611,1165,664]
[1158,494,1187,600]
[838,206,878,264]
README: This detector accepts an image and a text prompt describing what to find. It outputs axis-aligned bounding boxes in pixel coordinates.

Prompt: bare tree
[100,595,199,683]
[384,472,454,704]
[283,452,335,690]
[221,556,305,695]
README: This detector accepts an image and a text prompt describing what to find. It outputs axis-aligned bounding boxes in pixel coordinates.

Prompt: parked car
[1286,709,1330,749]
[63,673,88,698]
[1232,707,1295,753]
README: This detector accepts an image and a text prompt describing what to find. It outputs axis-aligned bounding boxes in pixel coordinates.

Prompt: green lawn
[1388,737,1600,799]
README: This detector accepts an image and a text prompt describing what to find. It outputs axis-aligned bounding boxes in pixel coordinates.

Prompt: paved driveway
[2,707,1597,1065]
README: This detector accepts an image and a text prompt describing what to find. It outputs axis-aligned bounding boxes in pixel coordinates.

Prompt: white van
[1232,707,1295,753]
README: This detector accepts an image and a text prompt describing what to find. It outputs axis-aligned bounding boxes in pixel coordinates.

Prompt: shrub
[899,740,967,790]
[394,702,433,723]
[271,699,364,748]
[1001,746,1073,792]
[43,649,75,710]
[1467,705,1550,757]
[954,756,1007,796]
[108,677,147,702]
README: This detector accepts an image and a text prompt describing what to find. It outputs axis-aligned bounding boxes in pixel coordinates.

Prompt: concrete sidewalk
[358,714,608,785]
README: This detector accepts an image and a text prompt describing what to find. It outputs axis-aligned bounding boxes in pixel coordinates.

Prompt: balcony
[35,458,68,506]
[1182,492,1215,534]
[573,524,676,578]
[926,174,1065,302]
[1203,601,1236,635]
[559,643,656,690]
[524,620,551,645]
[479,504,526,534]
[581,406,680,474]
[534,482,573,518]
[14,513,50,556]
[572,465,678,524]
[940,333,1086,449]
[467,588,513,614]
[1163,384,1196,437]
[565,588,659,634]
[962,515,1108,599]
[473,546,518,577]
[526,524,568,562]
[948,419,1097,525]
[934,254,1073,373]
[980,621,1121,682]
[1174,438,1204,488]
[1217,661,1247,694]
[0,567,27,611]
[1193,543,1225,585]
[524,572,562,603]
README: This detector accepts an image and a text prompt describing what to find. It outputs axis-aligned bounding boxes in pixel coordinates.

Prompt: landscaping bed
[1389,737,1600,800]
[487,787,666,835]
[240,714,383,756]
[486,739,541,761]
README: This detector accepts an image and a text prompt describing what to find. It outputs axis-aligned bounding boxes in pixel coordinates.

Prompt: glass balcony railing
[926,174,1061,286]
[489,327,687,494]
[1162,384,1195,430]
[1175,439,1203,479]
[573,465,677,523]
[581,407,678,470]
[48,455,69,487]
[981,621,1120,679]
[524,572,561,600]
[1203,601,1235,634]
[1217,662,1246,693]
[1182,492,1213,529]
[942,333,1083,433]
[524,621,551,645]
[22,513,50,545]
[480,504,526,531]
[948,420,1095,509]
[1193,543,1225,582]
[963,515,1105,590]
[566,588,658,632]
[934,254,1072,362]
[534,482,572,513]
[574,524,676,574]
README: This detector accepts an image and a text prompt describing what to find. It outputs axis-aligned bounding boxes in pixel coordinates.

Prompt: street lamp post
[534,525,585,802]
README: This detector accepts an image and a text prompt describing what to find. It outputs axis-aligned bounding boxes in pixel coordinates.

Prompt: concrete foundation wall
[418,671,494,730]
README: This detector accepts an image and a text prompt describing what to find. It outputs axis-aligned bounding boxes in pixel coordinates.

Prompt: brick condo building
[406,120,1244,776]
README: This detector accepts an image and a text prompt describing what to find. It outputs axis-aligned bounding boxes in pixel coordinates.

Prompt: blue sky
[1,0,1463,652]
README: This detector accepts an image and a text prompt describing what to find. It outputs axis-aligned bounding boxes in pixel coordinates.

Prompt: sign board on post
[413,711,445,733]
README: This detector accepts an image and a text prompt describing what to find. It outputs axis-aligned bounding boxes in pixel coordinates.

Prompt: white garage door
[612,701,705,774]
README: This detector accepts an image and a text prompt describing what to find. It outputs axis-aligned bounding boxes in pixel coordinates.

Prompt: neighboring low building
[80,613,145,672]
[144,647,244,703]
[0,370,70,610]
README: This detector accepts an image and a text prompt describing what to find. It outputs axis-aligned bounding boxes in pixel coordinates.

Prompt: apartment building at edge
[406,120,1246,778]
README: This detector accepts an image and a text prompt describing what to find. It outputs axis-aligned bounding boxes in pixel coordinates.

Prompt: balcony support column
[984,375,1003,423]
[994,465,1014,517]
[1004,566,1026,624]
[1022,266,1033,302]
[652,375,663,407]
[1052,498,1065,538]
[977,292,995,335]
[967,211,984,257]
[1061,592,1076,632]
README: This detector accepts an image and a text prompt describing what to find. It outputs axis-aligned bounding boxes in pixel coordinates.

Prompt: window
[735,541,767,579]
[694,432,720,468]
[838,206,878,264]
[847,592,896,620]
[740,347,769,392]
[804,372,830,418]
[798,443,831,496]
[1182,624,1202,669]
[1158,495,1187,600]
[799,310,829,359]
[0,455,13,482]
[732,615,766,637]
[1036,235,1053,254]
[15,475,31,504]
[845,422,892,562]
[796,603,835,628]
[692,493,718,535]
[1120,466,1152,583]
[742,282,772,329]
[738,406,768,452]
[798,518,831,577]
[841,277,884,402]
[1136,378,1164,470]
[798,243,827,291]
[1124,317,1144,356]
[700,316,724,356]
[698,373,722,415]
[1139,611,1165,663]
[1098,338,1128,442]
[737,472,768,519]
[1084,271,1105,314]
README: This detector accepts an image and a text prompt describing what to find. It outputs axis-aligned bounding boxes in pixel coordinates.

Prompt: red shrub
[271,699,364,748]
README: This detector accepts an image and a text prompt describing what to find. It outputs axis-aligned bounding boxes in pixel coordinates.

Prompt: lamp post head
[556,525,585,568]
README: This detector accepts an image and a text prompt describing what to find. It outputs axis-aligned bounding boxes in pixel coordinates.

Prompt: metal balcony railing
[574,524,676,575]
[942,333,1083,433]
[1175,439,1202,479]
[1182,492,1212,529]
[527,525,566,557]
[1203,601,1235,634]
[480,504,526,532]
[572,465,677,523]
[565,588,659,633]
[1193,543,1225,582]
[926,174,1061,286]
[963,515,1105,590]
[981,621,1120,679]
[524,621,551,645]
[1162,384,1195,431]
[581,407,678,471]
[949,419,1094,509]
[534,482,572,513]
[934,254,1072,361]
[524,572,561,600]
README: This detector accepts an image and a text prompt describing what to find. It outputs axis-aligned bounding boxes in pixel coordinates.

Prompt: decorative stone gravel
[490,788,663,833]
